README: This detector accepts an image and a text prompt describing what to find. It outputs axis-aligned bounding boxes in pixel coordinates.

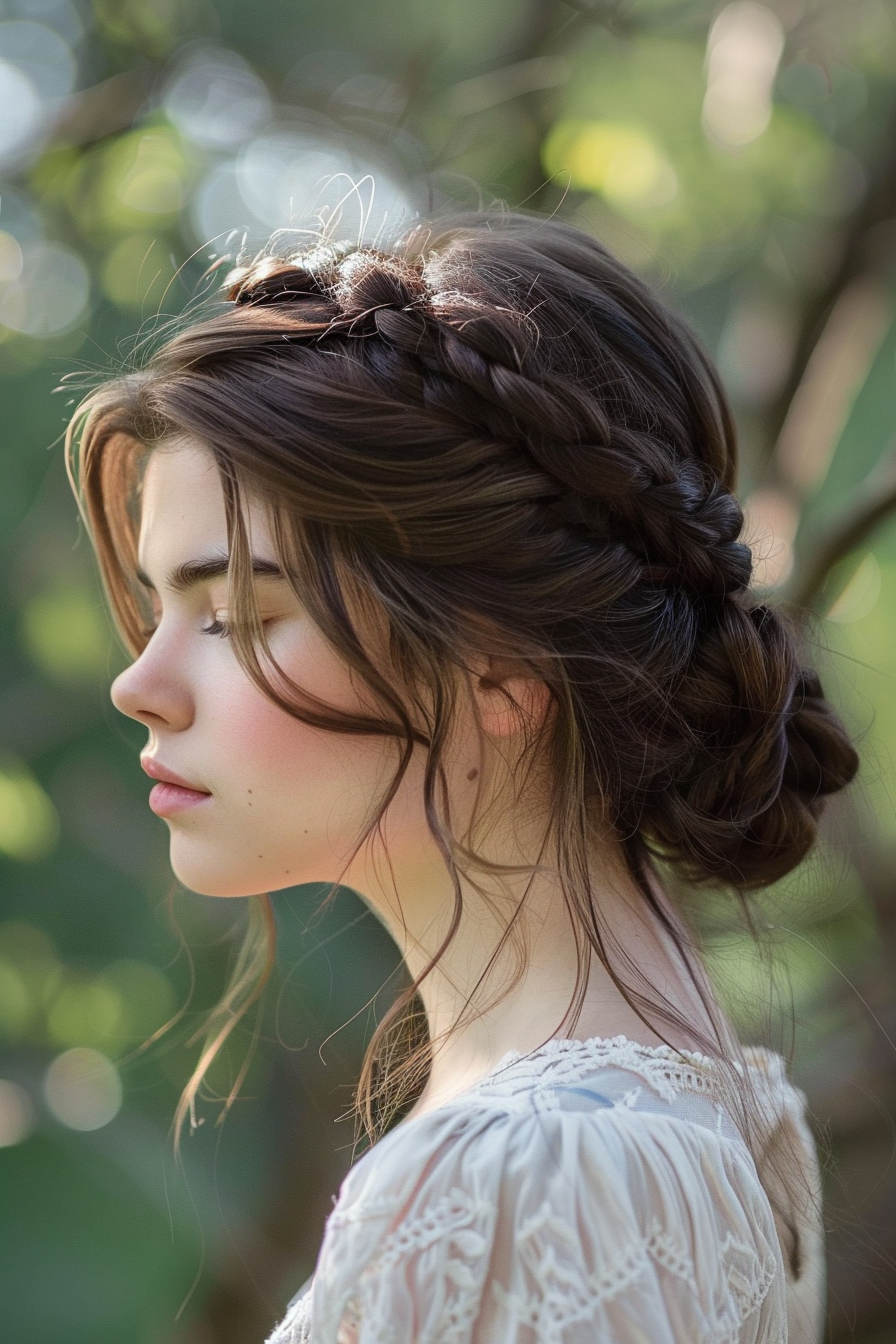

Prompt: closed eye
[203,614,282,639]
[139,611,280,643]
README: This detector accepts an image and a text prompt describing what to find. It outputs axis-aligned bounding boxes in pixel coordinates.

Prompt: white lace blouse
[267,1036,825,1344]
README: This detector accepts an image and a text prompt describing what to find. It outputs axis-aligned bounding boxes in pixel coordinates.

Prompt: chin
[168,838,336,898]
[173,868,266,899]
[168,844,271,898]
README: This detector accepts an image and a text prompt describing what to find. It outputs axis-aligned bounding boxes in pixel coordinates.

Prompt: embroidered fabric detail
[327,1194,403,1233]
[645,1218,700,1296]
[344,1188,493,1344]
[490,1207,778,1344]
[494,1199,652,1337]
[266,1037,822,1344]
[714,1234,780,1344]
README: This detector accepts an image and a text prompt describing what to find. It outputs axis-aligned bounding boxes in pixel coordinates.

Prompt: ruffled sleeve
[301,1085,789,1344]
[742,1048,826,1344]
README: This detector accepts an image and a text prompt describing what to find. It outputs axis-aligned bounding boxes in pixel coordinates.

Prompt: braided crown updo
[219,216,855,886]
[70,212,857,1134]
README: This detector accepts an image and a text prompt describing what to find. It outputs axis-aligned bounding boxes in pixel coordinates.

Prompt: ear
[469,655,552,739]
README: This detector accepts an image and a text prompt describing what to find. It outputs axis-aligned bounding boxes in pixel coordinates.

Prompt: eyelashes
[138,617,231,640]
[139,614,274,642]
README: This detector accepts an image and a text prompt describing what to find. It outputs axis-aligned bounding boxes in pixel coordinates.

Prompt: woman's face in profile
[111,439,430,901]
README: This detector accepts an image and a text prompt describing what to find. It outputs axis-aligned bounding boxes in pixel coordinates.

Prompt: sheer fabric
[268,1037,824,1344]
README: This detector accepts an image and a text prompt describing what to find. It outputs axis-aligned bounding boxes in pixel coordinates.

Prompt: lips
[141,756,208,791]
[141,756,212,817]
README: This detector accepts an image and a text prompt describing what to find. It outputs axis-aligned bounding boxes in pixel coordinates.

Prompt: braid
[374,255,752,600]
[411,313,752,600]
[229,246,753,603]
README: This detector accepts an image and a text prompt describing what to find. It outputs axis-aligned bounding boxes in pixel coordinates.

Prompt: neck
[345,827,728,1120]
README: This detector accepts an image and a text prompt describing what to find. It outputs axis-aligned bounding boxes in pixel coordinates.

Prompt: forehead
[140,441,224,550]
[138,440,273,571]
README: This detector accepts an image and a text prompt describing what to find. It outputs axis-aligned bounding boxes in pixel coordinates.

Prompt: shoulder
[304,1041,792,1343]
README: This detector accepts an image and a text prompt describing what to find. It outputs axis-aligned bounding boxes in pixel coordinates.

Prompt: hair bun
[648,602,859,888]
[784,668,859,799]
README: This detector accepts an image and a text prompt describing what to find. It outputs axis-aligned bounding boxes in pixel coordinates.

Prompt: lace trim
[466,1034,730,1106]
[714,1234,779,1344]
[327,1194,403,1233]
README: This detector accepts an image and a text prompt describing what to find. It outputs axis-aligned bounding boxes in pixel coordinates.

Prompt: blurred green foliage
[2,0,896,1340]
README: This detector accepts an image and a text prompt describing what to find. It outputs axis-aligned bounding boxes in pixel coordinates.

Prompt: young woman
[67,212,858,1344]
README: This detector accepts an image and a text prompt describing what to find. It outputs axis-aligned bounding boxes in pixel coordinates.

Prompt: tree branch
[787,440,896,609]
[47,70,154,150]
[765,95,896,479]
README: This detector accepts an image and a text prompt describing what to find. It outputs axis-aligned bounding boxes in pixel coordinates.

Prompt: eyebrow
[135,552,285,594]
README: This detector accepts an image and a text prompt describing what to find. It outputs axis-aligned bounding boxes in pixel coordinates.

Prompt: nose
[111,629,194,733]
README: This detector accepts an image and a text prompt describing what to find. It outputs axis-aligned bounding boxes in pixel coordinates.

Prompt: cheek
[165,626,418,898]
[189,659,397,886]
[212,670,377,811]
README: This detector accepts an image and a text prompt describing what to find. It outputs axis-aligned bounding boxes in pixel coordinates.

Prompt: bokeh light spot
[21,583,111,682]
[0,1078,35,1147]
[702,2,784,147]
[85,129,191,233]
[0,240,89,336]
[238,134,412,238]
[0,19,75,100]
[46,981,123,1052]
[0,760,59,863]
[163,46,271,148]
[116,134,185,214]
[543,121,678,209]
[43,1048,122,1131]
[0,58,42,168]
[101,233,177,312]
[0,231,24,282]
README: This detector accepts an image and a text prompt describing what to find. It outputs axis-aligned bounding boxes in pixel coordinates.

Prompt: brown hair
[66,212,857,1162]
